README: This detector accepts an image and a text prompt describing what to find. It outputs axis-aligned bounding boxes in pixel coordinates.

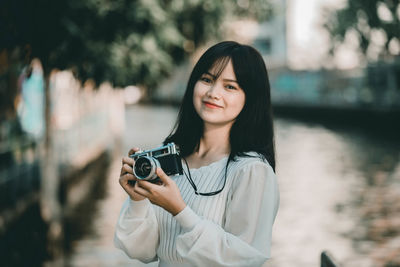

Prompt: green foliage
[324,0,400,60]
[1,0,272,89]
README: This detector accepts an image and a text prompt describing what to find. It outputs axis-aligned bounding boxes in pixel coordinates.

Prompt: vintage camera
[129,142,183,183]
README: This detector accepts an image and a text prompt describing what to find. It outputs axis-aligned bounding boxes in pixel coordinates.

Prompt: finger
[120,173,137,183]
[120,158,134,176]
[122,163,133,174]
[156,168,170,185]
[119,173,133,186]
[133,183,151,197]
[137,180,157,192]
[128,147,141,156]
[122,156,134,166]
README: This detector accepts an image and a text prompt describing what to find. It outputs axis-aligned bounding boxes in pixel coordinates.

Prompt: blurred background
[0,0,399,266]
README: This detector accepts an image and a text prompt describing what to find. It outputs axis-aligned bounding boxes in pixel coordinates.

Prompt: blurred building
[253,0,288,69]
[251,0,400,113]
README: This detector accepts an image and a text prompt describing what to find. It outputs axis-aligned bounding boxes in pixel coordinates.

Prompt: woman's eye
[201,77,212,83]
[225,84,237,90]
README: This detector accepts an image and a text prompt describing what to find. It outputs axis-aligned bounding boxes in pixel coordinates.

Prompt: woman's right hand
[119,147,146,201]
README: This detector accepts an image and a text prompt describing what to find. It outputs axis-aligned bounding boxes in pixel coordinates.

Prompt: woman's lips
[203,101,222,109]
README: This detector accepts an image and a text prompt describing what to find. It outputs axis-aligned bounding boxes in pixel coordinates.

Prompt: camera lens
[133,156,160,180]
[134,157,152,178]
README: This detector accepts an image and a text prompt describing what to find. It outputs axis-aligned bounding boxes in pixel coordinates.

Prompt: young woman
[115,41,279,267]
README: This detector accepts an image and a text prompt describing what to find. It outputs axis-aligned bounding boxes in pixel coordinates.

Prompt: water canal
[55,104,400,267]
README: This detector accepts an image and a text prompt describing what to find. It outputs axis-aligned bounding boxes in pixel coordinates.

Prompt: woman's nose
[206,83,221,99]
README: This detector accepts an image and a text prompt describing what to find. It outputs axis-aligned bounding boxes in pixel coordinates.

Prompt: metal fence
[0,138,40,210]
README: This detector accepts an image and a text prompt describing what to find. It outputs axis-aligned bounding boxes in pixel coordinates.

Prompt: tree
[1,0,272,91]
[0,0,273,138]
[324,0,400,61]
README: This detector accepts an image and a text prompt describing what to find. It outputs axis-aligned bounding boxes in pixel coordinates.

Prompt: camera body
[130,142,183,183]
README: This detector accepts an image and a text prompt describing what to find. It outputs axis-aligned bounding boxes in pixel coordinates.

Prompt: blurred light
[333,29,362,69]
[143,36,157,53]
[388,38,400,55]
[367,29,388,60]
[124,85,142,104]
[356,10,370,35]
[377,2,394,22]
[371,29,387,47]
[397,4,400,20]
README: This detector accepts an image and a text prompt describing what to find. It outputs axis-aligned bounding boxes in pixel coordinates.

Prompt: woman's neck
[196,123,231,159]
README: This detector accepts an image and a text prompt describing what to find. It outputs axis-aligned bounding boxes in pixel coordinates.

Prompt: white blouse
[114,154,279,267]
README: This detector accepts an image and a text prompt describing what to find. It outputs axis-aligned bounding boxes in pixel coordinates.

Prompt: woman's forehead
[206,57,233,77]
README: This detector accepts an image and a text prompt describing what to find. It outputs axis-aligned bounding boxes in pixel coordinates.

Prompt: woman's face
[193,60,245,127]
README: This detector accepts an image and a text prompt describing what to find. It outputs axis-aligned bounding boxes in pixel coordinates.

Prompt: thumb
[156,168,171,185]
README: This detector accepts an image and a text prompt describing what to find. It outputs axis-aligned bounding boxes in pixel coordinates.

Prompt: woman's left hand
[134,168,186,216]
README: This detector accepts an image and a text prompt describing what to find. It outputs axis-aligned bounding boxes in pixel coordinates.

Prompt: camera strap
[179,155,227,196]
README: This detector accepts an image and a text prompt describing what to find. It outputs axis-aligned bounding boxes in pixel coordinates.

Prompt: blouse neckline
[182,155,229,172]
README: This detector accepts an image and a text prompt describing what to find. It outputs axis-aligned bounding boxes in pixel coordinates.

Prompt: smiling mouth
[203,101,222,109]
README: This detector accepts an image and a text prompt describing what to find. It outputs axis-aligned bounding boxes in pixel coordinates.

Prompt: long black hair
[164,41,276,172]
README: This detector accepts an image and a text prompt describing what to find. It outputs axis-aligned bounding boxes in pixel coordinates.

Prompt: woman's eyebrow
[205,72,238,83]
[222,78,238,83]
[205,72,216,78]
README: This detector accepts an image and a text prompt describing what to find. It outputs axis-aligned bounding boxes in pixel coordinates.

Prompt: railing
[269,62,400,111]
[0,137,41,232]
[0,71,125,234]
